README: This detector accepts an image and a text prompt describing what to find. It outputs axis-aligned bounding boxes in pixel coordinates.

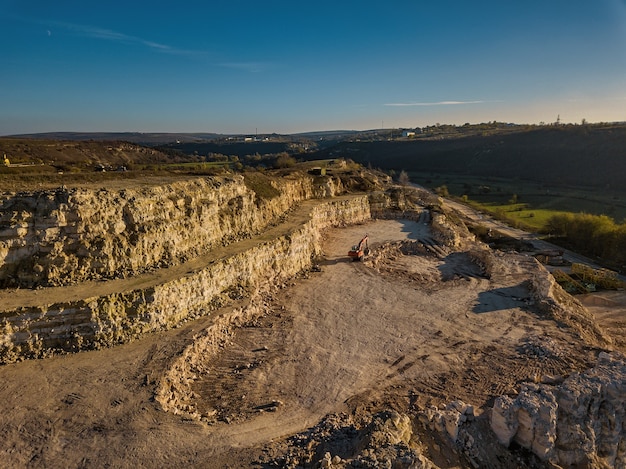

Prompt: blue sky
[2,0,626,134]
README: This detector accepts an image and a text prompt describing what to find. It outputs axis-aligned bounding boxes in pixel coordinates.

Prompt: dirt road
[1,214,609,468]
[444,197,626,280]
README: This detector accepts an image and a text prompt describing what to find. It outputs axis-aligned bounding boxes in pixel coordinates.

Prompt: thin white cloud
[385,100,487,107]
[46,20,204,56]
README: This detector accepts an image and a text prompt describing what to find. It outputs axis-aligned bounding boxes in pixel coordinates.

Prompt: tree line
[546,213,626,270]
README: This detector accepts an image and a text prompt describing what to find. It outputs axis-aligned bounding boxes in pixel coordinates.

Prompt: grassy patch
[464,199,570,231]
[410,171,626,227]
[243,172,280,201]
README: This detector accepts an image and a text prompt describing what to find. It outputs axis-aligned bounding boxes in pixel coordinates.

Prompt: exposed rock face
[0,195,370,363]
[491,352,626,468]
[1,175,471,365]
[0,174,331,288]
[419,401,484,468]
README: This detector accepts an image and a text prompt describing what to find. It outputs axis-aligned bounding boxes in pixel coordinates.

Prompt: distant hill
[0,134,317,170]
[0,138,177,169]
[3,132,320,156]
[292,130,361,139]
[4,132,223,145]
[5,124,626,191]
[306,124,626,190]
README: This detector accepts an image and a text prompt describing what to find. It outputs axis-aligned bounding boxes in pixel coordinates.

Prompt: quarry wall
[0,185,370,363]
[0,174,343,288]
[529,262,612,348]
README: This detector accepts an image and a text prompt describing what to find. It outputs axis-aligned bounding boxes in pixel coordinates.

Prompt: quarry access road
[444,197,626,280]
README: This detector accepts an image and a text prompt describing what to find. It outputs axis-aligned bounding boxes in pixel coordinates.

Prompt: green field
[409,172,626,230]
[463,202,570,232]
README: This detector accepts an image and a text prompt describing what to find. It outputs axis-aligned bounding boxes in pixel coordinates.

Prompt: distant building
[402,130,416,138]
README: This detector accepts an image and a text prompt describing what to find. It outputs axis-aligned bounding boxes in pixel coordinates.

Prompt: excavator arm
[348,235,369,261]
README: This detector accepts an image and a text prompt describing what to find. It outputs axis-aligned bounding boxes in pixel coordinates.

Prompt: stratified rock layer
[0,175,331,288]
[0,194,370,363]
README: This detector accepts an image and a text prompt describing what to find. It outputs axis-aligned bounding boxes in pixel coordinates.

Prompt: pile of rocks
[262,410,440,469]
[419,401,482,467]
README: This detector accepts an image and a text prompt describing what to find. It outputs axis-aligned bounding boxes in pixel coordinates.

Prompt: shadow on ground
[473,283,532,314]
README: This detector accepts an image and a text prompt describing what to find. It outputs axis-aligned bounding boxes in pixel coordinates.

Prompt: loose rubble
[261,411,441,468]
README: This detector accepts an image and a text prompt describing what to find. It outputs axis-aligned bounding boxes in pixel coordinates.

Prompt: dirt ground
[0,217,622,468]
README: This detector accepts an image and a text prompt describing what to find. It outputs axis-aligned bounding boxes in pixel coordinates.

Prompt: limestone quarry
[0,165,624,468]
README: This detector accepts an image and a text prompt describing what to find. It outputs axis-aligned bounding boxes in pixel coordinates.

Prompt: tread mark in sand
[386,355,418,380]
[390,355,406,367]
[397,361,417,374]
[62,393,84,405]
[110,398,124,407]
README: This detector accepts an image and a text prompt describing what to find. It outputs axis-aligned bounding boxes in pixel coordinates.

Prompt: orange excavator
[348,234,370,261]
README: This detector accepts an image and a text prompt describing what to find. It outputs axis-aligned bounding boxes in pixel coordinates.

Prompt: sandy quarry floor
[0,217,622,468]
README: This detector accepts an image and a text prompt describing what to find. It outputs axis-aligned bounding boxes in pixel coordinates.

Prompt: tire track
[189,307,292,423]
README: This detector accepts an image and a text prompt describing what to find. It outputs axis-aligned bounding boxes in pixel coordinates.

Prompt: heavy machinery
[348,234,370,261]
